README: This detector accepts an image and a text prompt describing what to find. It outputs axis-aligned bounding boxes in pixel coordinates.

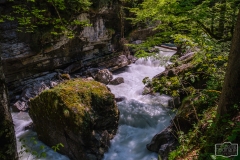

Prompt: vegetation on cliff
[128,0,239,56]
[128,0,240,159]
[1,0,240,159]
[1,0,92,37]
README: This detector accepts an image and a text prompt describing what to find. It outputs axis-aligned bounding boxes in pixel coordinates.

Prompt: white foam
[12,112,69,160]
[11,48,176,160]
[104,49,176,160]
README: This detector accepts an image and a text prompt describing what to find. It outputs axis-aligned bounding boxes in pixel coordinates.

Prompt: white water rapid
[104,47,176,160]
[12,47,176,160]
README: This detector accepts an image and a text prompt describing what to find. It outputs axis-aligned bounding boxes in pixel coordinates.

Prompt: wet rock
[168,97,181,109]
[94,69,113,84]
[50,81,58,88]
[13,82,50,111]
[115,55,130,68]
[127,54,138,63]
[29,79,119,160]
[109,77,124,85]
[147,112,193,159]
[86,77,94,81]
[13,101,28,112]
[131,40,142,45]
[142,86,152,95]
[115,96,126,102]
[167,69,175,77]
[24,122,34,131]
[59,73,71,80]
[64,61,83,73]
[100,55,131,71]
[85,68,100,78]
[9,73,60,111]
[146,125,179,160]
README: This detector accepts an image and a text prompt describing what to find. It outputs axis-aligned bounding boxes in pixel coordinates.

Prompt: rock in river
[109,77,124,85]
[94,69,113,84]
[29,79,119,160]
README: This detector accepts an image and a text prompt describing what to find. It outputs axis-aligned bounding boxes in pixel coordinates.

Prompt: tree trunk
[217,10,240,117]
[0,57,18,159]
[218,0,226,38]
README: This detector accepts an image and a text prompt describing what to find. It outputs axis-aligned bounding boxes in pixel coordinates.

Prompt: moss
[60,74,71,80]
[63,109,70,117]
[29,78,116,137]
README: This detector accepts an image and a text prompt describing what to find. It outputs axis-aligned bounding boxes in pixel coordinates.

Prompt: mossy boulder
[29,79,119,160]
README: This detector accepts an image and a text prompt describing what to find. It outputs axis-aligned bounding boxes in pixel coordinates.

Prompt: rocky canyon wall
[0,2,135,108]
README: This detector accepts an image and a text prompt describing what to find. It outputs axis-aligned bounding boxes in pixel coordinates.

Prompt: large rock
[146,125,179,160]
[109,77,124,85]
[94,69,113,84]
[147,100,194,160]
[29,79,119,160]
[98,55,131,71]
[10,72,61,112]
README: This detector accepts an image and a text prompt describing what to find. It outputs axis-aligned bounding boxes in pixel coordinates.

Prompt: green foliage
[19,137,47,159]
[152,76,181,97]
[129,0,239,39]
[148,37,233,159]
[0,116,16,160]
[52,143,64,152]
[92,0,113,8]
[198,113,240,159]
[19,137,64,159]
[127,0,239,55]
[127,0,239,159]
[1,0,92,38]
[168,102,240,159]
[149,33,228,101]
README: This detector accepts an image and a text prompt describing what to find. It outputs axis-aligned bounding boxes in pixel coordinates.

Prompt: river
[12,47,176,160]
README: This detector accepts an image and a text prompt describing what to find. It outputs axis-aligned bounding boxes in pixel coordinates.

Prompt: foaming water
[104,49,176,160]
[11,48,176,160]
[12,110,70,160]
[103,100,172,160]
[107,61,164,101]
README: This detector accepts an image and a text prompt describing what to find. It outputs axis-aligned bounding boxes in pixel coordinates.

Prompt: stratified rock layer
[29,79,119,160]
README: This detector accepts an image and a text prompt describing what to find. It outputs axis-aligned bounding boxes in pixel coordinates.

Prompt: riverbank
[145,41,240,159]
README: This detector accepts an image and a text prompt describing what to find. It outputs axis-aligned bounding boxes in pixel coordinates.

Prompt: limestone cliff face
[0,3,129,91]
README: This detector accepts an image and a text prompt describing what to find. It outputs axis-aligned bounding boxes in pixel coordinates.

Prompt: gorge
[0,1,176,159]
[2,0,239,160]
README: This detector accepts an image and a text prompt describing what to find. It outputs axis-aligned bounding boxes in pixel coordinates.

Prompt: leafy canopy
[1,0,92,38]
[128,0,239,56]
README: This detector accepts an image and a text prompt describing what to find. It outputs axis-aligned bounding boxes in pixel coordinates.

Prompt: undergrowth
[143,36,240,159]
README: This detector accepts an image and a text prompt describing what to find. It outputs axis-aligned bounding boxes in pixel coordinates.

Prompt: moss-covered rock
[29,78,119,160]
